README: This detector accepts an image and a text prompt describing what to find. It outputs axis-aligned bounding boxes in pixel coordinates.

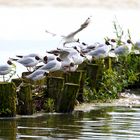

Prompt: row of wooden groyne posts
[0,54,140,117]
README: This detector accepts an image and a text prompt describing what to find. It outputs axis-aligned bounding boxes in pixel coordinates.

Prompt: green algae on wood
[86,64,99,88]
[77,70,86,103]
[17,83,33,115]
[58,83,80,113]
[46,77,64,112]
[48,70,64,77]
[64,71,82,84]
[0,82,17,117]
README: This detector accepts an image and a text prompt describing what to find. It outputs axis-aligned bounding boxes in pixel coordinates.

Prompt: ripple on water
[1,103,140,140]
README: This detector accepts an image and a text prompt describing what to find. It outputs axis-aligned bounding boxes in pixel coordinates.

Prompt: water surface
[0,105,140,140]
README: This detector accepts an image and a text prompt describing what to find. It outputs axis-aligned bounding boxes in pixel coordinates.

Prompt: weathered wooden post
[46,77,64,112]
[58,83,80,113]
[104,57,112,70]
[48,71,64,77]
[64,70,84,103]
[64,71,82,84]
[86,64,99,88]
[17,83,33,115]
[0,82,17,117]
[77,70,86,103]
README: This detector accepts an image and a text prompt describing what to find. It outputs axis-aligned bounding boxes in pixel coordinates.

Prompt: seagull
[38,57,62,72]
[9,56,41,71]
[16,53,40,58]
[25,69,49,81]
[113,41,132,56]
[41,53,58,64]
[134,41,140,54]
[0,60,16,81]
[45,16,92,46]
[87,42,112,59]
[58,49,75,71]
[56,46,86,71]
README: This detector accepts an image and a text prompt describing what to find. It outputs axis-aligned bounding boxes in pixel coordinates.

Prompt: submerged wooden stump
[17,84,33,115]
[0,82,17,117]
[46,77,64,111]
[58,83,80,113]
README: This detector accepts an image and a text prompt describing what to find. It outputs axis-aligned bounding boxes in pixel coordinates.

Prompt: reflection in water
[0,119,17,140]
[0,106,140,139]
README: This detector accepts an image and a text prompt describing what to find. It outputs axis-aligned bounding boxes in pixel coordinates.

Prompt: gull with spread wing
[46,16,92,46]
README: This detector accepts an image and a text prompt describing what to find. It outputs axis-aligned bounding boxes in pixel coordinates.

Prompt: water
[0,105,140,140]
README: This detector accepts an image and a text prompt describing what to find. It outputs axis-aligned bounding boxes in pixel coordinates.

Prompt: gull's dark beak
[77,38,80,43]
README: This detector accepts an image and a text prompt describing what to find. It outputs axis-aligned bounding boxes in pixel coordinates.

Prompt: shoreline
[75,92,140,112]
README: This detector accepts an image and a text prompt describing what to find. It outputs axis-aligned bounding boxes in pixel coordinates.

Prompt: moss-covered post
[64,71,82,84]
[48,71,64,77]
[77,70,86,103]
[104,57,117,70]
[58,83,80,113]
[86,64,99,88]
[0,82,17,117]
[46,77,64,112]
[17,84,33,115]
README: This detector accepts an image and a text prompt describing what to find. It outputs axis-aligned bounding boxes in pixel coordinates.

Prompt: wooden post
[0,82,17,117]
[48,71,64,77]
[17,84,33,115]
[86,64,99,88]
[46,77,64,112]
[64,71,82,84]
[58,83,80,113]
[77,70,86,103]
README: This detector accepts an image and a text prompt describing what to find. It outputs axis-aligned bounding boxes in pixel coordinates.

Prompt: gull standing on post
[25,69,49,81]
[9,56,41,72]
[0,60,16,81]
[112,40,133,56]
[87,41,113,59]
[45,16,92,46]
[38,57,62,72]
